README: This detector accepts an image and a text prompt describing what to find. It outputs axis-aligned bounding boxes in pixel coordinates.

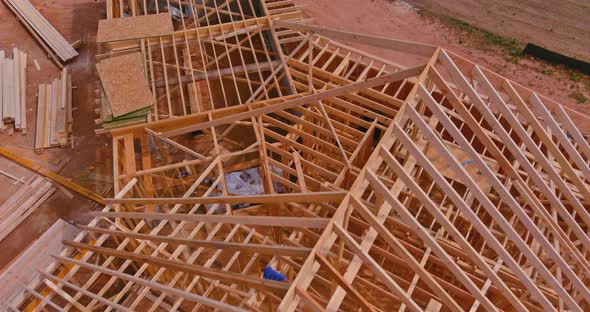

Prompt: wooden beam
[63,241,293,290]
[154,61,281,87]
[0,147,105,205]
[90,212,330,228]
[103,191,346,205]
[74,227,311,258]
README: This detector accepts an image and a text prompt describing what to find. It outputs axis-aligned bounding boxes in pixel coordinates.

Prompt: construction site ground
[0,0,588,271]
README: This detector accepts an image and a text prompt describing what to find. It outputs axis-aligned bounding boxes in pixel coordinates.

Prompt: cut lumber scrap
[13,50,20,129]
[2,0,77,64]
[34,68,72,151]
[97,52,154,117]
[18,49,26,134]
[0,219,78,306]
[34,85,46,150]
[33,59,40,71]
[0,168,25,184]
[3,59,14,121]
[0,176,55,242]
[97,13,173,43]
[0,49,27,133]
[0,51,3,129]
[0,147,105,205]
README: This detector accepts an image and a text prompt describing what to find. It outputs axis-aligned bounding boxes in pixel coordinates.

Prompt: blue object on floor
[461,160,473,166]
[263,266,287,281]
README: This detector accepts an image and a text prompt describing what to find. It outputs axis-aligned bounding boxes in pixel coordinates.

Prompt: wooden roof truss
[6,0,590,311]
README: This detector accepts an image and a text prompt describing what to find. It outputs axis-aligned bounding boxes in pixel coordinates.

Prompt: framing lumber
[0,147,105,205]
[9,1,590,311]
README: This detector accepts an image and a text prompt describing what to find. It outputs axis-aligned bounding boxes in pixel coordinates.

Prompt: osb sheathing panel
[97,52,154,117]
[97,13,173,42]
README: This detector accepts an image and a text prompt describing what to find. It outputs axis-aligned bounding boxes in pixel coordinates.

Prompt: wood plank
[3,0,77,63]
[0,0,65,67]
[3,59,14,120]
[90,212,330,228]
[97,52,154,117]
[13,49,20,129]
[97,13,173,43]
[19,50,27,133]
[104,191,346,205]
[0,147,105,205]
[72,228,311,258]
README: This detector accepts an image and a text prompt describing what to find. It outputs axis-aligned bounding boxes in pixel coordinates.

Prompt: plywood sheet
[97,52,154,117]
[97,13,173,42]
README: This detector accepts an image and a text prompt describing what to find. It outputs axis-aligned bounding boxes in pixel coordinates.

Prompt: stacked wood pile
[0,176,55,242]
[35,68,72,151]
[1,0,78,67]
[0,219,78,305]
[96,52,154,129]
[0,48,27,134]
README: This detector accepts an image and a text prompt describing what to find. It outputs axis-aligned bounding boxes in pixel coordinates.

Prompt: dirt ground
[0,0,111,269]
[294,0,590,117]
[407,0,590,63]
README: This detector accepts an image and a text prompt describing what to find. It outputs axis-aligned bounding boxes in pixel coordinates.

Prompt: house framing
[5,0,590,311]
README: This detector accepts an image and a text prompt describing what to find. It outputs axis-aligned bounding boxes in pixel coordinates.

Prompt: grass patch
[570,90,588,104]
[447,17,477,34]
[482,32,522,63]
[542,68,554,76]
[568,70,582,83]
[431,15,525,63]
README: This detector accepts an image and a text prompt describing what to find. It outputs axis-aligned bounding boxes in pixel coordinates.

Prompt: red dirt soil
[294,0,590,117]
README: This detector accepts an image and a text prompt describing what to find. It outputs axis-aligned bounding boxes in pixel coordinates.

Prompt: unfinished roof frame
[6,0,590,311]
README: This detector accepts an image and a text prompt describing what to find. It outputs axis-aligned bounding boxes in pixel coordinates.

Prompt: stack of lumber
[0,48,27,133]
[0,219,78,306]
[98,88,150,129]
[1,0,78,66]
[35,68,72,151]
[96,52,154,128]
[0,176,55,242]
